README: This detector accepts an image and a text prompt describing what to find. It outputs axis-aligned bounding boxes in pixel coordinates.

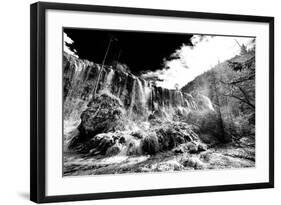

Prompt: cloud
[63,33,78,58]
[141,35,255,89]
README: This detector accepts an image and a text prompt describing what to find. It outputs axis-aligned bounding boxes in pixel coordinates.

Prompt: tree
[209,71,227,142]
[220,56,255,110]
[220,80,255,109]
[234,39,248,55]
[240,44,248,55]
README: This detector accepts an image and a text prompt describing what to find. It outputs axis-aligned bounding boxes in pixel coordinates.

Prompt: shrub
[141,132,159,155]
[156,127,177,151]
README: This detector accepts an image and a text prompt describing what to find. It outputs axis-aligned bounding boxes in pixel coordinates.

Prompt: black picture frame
[30,1,274,203]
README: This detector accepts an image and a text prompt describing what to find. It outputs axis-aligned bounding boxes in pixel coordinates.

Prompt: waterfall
[199,94,215,111]
[136,78,147,110]
[104,69,115,91]
[63,55,95,122]
[63,52,215,122]
[128,78,137,117]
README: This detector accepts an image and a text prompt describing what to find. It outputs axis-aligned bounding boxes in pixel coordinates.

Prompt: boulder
[67,132,115,154]
[155,121,198,151]
[105,143,122,156]
[88,133,117,155]
[186,142,198,153]
[198,143,208,152]
[172,141,208,154]
[182,156,205,169]
[78,92,124,140]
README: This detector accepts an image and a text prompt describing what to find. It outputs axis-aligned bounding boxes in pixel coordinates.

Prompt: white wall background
[0,0,279,204]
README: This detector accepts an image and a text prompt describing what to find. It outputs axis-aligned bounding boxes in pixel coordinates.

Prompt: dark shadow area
[64,28,193,75]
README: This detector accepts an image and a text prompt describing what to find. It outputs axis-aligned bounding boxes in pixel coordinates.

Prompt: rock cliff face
[63,52,220,157]
[63,52,214,123]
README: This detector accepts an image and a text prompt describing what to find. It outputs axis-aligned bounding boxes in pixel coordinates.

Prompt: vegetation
[141,133,160,155]
[181,44,255,144]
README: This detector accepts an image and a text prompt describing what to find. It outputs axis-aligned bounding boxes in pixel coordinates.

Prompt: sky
[142,35,255,89]
[64,33,78,58]
[64,29,255,89]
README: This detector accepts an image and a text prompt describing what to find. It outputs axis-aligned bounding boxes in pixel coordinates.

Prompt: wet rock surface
[78,92,124,140]
[65,115,255,176]
[64,144,255,176]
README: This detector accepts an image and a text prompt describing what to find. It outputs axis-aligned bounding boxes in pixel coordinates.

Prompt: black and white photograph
[0,0,278,204]
[63,28,256,176]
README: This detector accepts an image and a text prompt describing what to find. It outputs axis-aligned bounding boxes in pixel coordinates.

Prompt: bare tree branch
[220,80,255,109]
[228,74,255,85]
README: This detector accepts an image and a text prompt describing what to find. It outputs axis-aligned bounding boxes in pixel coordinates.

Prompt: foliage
[181,48,255,142]
[141,132,160,155]
[185,110,226,142]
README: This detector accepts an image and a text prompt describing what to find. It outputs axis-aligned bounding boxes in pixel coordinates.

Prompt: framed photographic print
[30,2,274,203]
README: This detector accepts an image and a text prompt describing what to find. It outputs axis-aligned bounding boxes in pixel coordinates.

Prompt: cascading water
[128,78,137,118]
[63,52,215,127]
[104,69,115,91]
[199,94,215,111]
[63,52,219,163]
[136,78,147,110]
